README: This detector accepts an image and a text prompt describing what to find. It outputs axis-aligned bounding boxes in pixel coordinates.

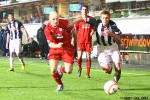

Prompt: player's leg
[85,52,91,78]
[8,52,14,71]
[98,52,112,74]
[8,40,15,71]
[17,53,25,70]
[74,43,77,61]
[77,50,83,77]
[126,53,130,63]
[44,43,49,59]
[16,39,25,70]
[121,52,125,64]
[39,44,44,59]
[50,59,63,92]
[111,51,121,83]
[85,43,92,78]
[64,62,73,74]
[77,43,83,77]
[59,49,74,75]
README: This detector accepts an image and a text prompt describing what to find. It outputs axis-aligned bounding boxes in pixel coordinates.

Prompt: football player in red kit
[44,11,75,92]
[74,5,95,78]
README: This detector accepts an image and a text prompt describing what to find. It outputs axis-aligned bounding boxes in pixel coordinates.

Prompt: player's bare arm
[68,18,85,28]
[110,32,120,41]
[71,30,77,46]
[21,26,29,42]
[104,28,121,41]
[90,29,95,36]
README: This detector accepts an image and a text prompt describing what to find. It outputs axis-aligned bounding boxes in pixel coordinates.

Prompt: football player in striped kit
[6,13,29,71]
[86,10,122,83]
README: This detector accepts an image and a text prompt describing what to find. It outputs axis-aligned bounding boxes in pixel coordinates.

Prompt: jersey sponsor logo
[82,24,90,29]
[56,34,63,39]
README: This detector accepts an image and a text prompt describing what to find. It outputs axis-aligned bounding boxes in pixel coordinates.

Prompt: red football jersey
[44,19,73,49]
[74,16,94,43]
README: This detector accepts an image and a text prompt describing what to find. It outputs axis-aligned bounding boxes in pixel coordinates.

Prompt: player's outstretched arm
[67,18,85,28]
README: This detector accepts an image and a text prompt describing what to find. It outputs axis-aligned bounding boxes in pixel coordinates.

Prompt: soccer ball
[104,80,119,94]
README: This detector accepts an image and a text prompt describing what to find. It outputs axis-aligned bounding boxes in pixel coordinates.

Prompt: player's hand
[71,41,74,46]
[6,44,8,49]
[57,42,63,48]
[90,30,95,36]
[67,23,73,29]
[26,38,29,43]
[104,28,110,36]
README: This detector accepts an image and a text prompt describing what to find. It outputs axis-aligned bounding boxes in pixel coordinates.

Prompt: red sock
[86,60,91,75]
[60,66,66,73]
[77,58,82,70]
[52,72,63,85]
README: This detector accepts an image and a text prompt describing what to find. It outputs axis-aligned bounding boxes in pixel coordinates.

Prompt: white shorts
[9,39,22,54]
[98,50,120,67]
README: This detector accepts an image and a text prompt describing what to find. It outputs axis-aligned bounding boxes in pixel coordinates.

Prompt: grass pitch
[0,57,150,100]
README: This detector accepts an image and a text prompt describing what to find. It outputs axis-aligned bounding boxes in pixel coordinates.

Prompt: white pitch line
[121,72,148,76]
[82,69,149,76]
[1,58,148,76]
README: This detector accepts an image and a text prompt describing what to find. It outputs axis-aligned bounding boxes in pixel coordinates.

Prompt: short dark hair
[100,10,110,17]
[7,12,14,16]
[82,5,88,10]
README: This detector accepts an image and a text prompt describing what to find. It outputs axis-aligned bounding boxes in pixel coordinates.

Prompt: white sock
[10,58,14,69]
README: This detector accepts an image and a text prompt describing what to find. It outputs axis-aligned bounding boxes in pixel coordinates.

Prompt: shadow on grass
[15,71,50,77]
[64,88,102,91]
[0,86,50,88]
[122,74,150,77]
[119,88,150,91]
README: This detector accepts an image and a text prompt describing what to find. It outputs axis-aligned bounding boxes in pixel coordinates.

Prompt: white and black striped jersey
[7,20,23,40]
[86,18,121,46]
[86,18,121,52]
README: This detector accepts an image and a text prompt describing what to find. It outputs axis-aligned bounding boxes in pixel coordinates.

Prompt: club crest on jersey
[59,28,62,31]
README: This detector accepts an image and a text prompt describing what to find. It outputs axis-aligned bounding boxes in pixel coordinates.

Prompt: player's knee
[66,71,72,74]
[103,68,110,74]
[51,70,57,74]
[104,70,110,74]
[86,57,91,60]
[65,69,72,74]
[115,66,121,71]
